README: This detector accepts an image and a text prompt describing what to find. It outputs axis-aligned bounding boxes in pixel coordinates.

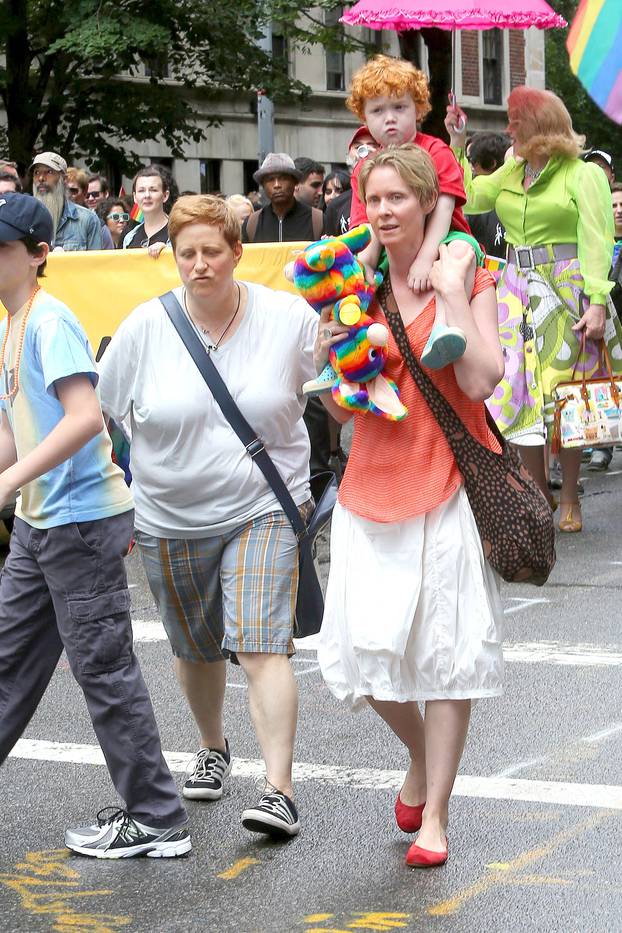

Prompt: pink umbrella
[341,0,567,32]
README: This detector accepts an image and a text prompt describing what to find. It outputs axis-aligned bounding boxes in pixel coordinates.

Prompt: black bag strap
[378,278,507,452]
[159,290,307,540]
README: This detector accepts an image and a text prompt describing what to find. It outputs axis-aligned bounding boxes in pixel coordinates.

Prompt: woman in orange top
[316,145,505,869]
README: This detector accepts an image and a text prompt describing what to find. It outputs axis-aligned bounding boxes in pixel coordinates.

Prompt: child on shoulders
[347,55,484,370]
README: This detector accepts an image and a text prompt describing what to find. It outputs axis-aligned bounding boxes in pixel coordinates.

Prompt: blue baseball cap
[0,192,54,245]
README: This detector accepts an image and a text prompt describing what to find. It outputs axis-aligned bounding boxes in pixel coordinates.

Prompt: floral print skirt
[487,257,622,444]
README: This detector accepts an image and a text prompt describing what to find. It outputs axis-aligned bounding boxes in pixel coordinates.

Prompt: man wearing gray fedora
[242,153,323,244]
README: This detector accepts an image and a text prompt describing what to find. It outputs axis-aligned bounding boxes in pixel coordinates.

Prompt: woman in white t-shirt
[99,195,318,840]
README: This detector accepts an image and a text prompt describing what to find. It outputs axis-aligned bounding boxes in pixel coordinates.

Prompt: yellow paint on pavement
[302,912,412,932]
[0,849,131,932]
[428,810,614,917]
[217,856,260,880]
[507,874,573,886]
[347,912,412,929]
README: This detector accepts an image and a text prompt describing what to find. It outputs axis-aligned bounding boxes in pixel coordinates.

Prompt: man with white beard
[30,152,101,250]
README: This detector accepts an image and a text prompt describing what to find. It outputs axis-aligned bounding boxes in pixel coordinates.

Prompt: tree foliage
[0,0,367,172]
[546,0,622,173]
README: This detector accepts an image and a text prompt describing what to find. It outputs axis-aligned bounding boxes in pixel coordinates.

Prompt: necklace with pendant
[0,285,40,401]
[183,283,242,355]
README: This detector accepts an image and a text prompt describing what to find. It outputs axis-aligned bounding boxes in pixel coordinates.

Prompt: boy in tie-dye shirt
[0,193,189,859]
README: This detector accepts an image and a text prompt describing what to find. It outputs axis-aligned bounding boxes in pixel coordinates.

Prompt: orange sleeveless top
[339,267,501,522]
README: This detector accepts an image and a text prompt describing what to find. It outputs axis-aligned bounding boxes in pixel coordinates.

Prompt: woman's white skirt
[317,486,504,709]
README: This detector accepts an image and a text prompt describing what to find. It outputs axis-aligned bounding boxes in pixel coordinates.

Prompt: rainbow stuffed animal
[285,225,407,422]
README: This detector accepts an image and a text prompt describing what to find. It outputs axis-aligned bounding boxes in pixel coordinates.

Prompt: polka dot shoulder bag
[379,280,556,585]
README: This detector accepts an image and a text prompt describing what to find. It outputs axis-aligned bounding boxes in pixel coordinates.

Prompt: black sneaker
[65,807,191,859]
[242,785,300,838]
[183,740,231,800]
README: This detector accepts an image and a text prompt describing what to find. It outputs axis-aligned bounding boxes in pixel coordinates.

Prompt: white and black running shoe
[183,739,231,800]
[242,786,300,838]
[65,807,191,859]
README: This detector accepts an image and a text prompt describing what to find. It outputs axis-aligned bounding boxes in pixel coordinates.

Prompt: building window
[244,160,260,195]
[325,7,345,91]
[482,29,503,105]
[272,30,289,76]
[200,159,222,194]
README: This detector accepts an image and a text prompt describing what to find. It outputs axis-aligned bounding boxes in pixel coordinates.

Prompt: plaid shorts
[134,511,299,662]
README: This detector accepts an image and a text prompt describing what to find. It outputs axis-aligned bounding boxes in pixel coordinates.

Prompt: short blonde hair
[358,144,439,211]
[168,194,241,250]
[347,55,431,124]
[507,86,585,161]
[226,194,254,212]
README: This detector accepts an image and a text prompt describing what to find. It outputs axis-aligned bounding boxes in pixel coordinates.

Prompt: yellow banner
[1,243,305,359]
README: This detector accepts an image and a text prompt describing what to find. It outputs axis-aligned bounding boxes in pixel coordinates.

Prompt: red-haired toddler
[348,55,483,369]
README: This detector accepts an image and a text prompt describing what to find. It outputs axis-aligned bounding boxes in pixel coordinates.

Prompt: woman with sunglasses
[96,198,132,249]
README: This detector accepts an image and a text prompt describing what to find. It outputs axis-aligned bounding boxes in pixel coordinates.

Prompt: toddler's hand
[407,257,432,293]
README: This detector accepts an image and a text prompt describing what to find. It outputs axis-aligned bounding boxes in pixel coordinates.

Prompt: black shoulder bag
[378,279,555,585]
[159,290,337,637]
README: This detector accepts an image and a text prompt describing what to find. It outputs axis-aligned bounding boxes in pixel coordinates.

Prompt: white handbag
[552,338,622,451]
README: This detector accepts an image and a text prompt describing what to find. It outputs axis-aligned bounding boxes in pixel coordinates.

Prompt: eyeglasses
[107,212,129,222]
[67,186,80,195]
[86,191,102,200]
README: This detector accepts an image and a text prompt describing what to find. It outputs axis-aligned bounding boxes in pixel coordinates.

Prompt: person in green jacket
[446,86,620,534]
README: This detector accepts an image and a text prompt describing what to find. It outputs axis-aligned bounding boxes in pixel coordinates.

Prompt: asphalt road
[3,455,622,933]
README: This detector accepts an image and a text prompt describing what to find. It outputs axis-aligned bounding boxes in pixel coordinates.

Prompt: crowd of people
[0,51,620,869]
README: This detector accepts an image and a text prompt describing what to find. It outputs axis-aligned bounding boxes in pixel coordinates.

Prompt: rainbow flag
[129,203,143,223]
[567,0,622,124]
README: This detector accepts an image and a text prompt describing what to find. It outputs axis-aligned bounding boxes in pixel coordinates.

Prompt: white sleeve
[98,314,139,421]
[294,298,319,390]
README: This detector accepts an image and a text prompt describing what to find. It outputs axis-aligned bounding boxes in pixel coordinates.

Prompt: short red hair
[347,55,431,124]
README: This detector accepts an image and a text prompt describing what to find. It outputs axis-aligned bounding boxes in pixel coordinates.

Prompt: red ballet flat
[394,793,426,833]
[405,840,448,868]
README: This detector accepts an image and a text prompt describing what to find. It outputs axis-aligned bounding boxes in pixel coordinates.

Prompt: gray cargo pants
[0,510,187,829]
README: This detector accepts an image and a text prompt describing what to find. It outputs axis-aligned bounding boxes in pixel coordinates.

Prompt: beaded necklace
[0,285,40,401]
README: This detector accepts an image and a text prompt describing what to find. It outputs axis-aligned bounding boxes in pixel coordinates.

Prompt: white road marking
[496,721,622,778]
[582,722,622,743]
[8,738,622,811]
[503,642,622,666]
[503,597,550,615]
